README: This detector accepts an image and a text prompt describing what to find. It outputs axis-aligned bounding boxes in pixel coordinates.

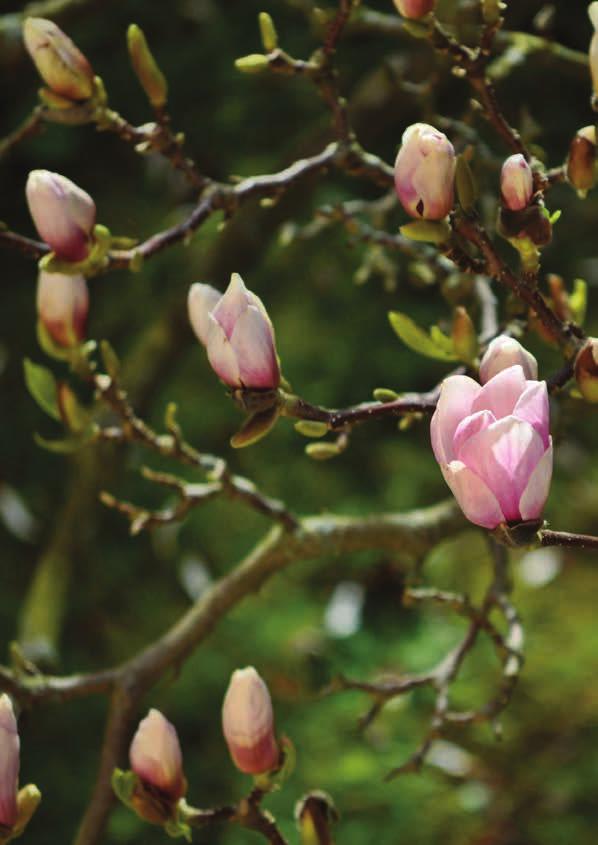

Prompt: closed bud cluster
[26,170,96,262]
[23,18,94,102]
[129,709,186,824]
[431,336,552,529]
[36,271,89,348]
[188,273,280,390]
[566,126,596,194]
[394,123,455,220]
[392,0,435,19]
[222,667,280,775]
[500,154,533,211]
[574,339,598,403]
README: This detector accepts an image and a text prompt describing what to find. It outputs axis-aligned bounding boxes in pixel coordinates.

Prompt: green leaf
[34,433,86,454]
[570,278,588,325]
[23,359,60,420]
[400,220,451,244]
[294,420,329,438]
[230,405,279,448]
[388,312,458,361]
[305,442,341,460]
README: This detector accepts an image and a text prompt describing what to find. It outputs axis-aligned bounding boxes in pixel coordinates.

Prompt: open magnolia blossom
[431,337,552,530]
[188,273,280,390]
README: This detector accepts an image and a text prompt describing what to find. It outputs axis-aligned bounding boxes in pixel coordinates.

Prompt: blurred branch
[539,530,598,550]
[0,108,44,159]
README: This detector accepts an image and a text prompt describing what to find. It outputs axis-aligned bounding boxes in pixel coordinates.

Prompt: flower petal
[430,375,481,464]
[512,380,550,447]
[212,272,250,339]
[230,305,280,389]
[443,460,505,529]
[188,283,221,346]
[479,336,538,384]
[470,365,527,420]
[452,410,496,456]
[206,316,242,387]
[519,438,553,521]
[458,416,546,522]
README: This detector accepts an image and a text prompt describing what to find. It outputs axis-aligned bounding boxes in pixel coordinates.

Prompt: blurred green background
[1,0,598,843]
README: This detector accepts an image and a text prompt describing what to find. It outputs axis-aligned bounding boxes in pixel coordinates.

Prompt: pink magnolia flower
[188,273,280,390]
[500,154,533,211]
[222,667,280,775]
[23,17,95,101]
[36,271,89,347]
[431,340,552,529]
[393,0,435,19]
[0,695,20,830]
[394,123,455,220]
[479,335,537,384]
[129,709,186,800]
[26,170,96,262]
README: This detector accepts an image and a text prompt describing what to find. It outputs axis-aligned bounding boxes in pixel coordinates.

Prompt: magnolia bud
[574,339,598,402]
[188,274,280,390]
[23,18,94,101]
[566,126,596,194]
[589,4,598,100]
[129,709,186,805]
[222,667,280,775]
[479,335,538,384]
[394,123,455,220]
[392,0,435,18]
[500,154,533,211]
[0,696,20,831]
[37,271,89,347]
[26,170,96,261]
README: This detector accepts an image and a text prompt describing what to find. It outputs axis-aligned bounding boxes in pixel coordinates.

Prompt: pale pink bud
[500,154,533,211]
[36,271,89,347]
[26,170,96,261]
[431,365,552,529]
[566,126,596,193]
[394,123,455,220]
[393,0,435,19]
[222,667,280,775]
[479,335,538,384]
[23,17,94,101]
[0,695,20,830]
[188,274,280,390]
[589,4,598,98]
[129,709,185,801]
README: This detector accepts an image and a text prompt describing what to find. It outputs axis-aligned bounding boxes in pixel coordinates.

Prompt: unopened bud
[575,338,598,402]
[0,696,19,832]
[395,123,455,220]
[129,709,186,816]
[479,335,538,384]
[451,306,478,363]
[500,154,533,211]
[37,271,89,348]
[258,12,278,52]
[235,54,270,73]
[127,25,168,109]
[23,18,94,101]
[566,126,596,194]
[392,0,435,19]
[222,667,280,775]
[26,170,96,261]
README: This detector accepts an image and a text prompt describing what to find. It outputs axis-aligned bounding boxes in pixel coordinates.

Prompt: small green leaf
[429,325,455,354]
[294,420,329,438]
[235,54,270,73]
[305,442,341,460]
[400,220,451,244]
[111,769,137,808]
[258,12,278,52]
[24,359,60,420]
[570,278,588,325]
[373,388,399,403]
[455,154,477,212]
[388,312,458,361]
[230,405,279,448]
[34,433,86,454]
[100,340,120,380]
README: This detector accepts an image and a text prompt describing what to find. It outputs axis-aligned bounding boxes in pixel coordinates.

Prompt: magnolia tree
[1,1,598,844]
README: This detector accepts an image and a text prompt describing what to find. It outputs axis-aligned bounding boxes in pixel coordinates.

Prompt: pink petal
[470,365,527,420]
[188,283,222,346]
[212,273,250,339]
[452,410,496,456]
[458,417,546,522]
[230,305,280,389]
[512,381,550,447]
[430,375,481,464]
[206,316,242,387]
[443,460,505,529]
[479,336,538,383]
[519,438,553,521]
